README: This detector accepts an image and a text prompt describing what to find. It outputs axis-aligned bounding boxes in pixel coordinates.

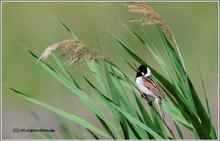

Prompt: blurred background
[2,2,218,139]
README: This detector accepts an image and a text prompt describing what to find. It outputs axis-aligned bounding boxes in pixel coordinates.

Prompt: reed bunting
[135,65,166,121]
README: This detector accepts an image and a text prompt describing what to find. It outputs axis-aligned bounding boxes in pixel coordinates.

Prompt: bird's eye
[137,69,140,72]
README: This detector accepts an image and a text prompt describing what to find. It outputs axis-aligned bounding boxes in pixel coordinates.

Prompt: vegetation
[5,2,217,139]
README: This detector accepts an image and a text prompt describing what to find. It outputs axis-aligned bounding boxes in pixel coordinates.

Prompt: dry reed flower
[125,2,176,45]
[38,39,107,66]
[125,2,186,71]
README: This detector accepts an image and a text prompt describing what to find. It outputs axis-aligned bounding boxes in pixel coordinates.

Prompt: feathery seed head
[38,39,107,66]
[125,2,177,47]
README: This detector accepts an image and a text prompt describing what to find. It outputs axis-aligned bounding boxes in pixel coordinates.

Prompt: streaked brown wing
[142,76,165,99]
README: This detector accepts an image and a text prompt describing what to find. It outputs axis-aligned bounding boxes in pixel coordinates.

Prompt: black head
[136,65,149,78]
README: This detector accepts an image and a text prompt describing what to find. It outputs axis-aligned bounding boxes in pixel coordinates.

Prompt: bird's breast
[136,77,152,94]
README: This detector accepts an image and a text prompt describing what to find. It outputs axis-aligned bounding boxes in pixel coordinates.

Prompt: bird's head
[136,65,151,78]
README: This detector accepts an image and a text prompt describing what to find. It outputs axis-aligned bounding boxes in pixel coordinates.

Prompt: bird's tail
[155,98,165,122]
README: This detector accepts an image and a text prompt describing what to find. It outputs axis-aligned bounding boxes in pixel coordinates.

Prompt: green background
[2,2,218,139]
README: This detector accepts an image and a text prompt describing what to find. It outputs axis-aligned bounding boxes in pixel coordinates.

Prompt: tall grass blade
[163,101,192,130]
[47,12,78,40]
[133,91,155,131]
[195,58,217,139]
[84,76,163,139]
[87,129,99,139]
[150,107,168,139]
[126,119,142,139]
[83,68,120,138]
[95,115,116,139]
[5,86,109,138]
[196,52,218,76]
[104,63,129,139]
[105,60,155,139]
[158,27,212,139]
[173,121,184,139]
[15,42,116,135]
[109,30,182,106]
[58,119,83,139]
[52,54,81,89]
[109,99,163,139]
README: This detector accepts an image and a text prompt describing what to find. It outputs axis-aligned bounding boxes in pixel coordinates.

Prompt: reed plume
[125,2,186,71]
[38,39,107,66]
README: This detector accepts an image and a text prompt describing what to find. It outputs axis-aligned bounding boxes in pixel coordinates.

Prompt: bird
[135,64,166,121]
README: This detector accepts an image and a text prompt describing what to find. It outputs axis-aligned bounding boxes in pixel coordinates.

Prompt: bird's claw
[141,93,147,98]
[141,94,153,106]
[148,101,153,106]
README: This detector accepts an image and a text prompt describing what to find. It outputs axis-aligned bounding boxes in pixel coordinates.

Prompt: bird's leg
[148,101,153,106]
[141,93,147,98]
[141,93,153,106]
